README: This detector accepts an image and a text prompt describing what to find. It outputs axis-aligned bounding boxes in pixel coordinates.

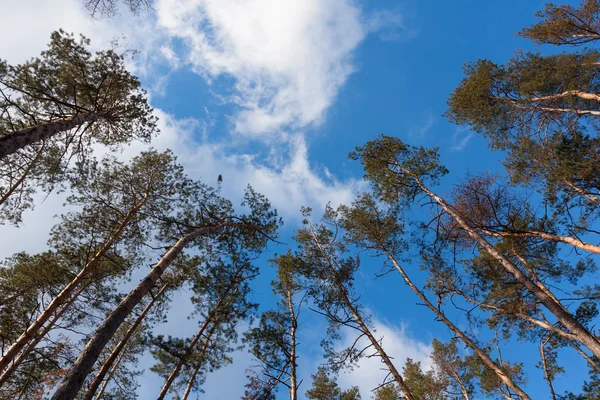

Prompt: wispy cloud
[450,127,474,152]
[408,109,435,139]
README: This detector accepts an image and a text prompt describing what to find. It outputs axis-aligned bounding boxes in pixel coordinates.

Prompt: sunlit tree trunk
[50,223,230,400]
[381,247,531,400]
[0,113,104,160]
[82,283,169,400]
[308,226,415,400]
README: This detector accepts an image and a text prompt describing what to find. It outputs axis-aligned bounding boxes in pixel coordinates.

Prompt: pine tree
[243,252,307,400]
[351,135,600,364]
[305,367,361,400]
[51,186,280,400]
[296,206,414,400]
[0,150,190,381]
[0,30,157,223]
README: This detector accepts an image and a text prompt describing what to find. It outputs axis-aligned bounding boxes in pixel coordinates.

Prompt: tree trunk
[402,166,600,360]
[51,223,228,400]
[156,319,211,400]
[447,369,470,400]
[82,283,169,400]
[563,179,600,205]
[94,340,128,400]
[381,249,531,399]
[181,321,220,400]
[286,291,298,400]
[539,336,557,400]
[0,194,147,376]
[0,283,88,386]
[157,266,245,400]
[0,144,43,206]
[530,90,600,103]
[308,227,414,400]
[0,113,104,160]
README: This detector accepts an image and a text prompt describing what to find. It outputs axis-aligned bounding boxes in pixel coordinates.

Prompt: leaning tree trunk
[156,319,211,400]
[0,195,147,376]
[94,341,128,400]
[0,283,88,386]
[0,113,104,160]
[157,266,246,400]
[181,321,220,400]
[401,165,600,360]
[82,283,169,400]
[308,228,414,400]
[381,248,531,400]
[51,223,230,400]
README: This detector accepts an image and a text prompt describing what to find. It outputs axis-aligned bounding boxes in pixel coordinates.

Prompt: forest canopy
[1,0,600,399]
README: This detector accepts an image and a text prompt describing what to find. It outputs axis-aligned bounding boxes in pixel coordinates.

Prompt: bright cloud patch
[156,0,366,136]
[128,110,365,219]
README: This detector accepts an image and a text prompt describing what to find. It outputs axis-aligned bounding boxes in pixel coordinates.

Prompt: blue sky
[0,0,591,398]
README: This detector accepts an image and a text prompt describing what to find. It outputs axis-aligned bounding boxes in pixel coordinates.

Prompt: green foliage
[402,358,447,400]
[520,0,600,45]
[0,30,157,224]
[243,252,306,399]
[350,135,447,205]
[305,367,361,400]
[372,384,401,400]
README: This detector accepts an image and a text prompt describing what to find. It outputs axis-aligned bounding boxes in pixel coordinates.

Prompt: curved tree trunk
[51,223,229,400]
[0,195,147,376]
[82,283,169,400]
[0,113,104,160]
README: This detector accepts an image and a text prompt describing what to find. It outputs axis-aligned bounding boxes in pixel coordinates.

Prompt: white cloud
[155,0,367,137]
[121,109,365,220]
[450,127,475,152]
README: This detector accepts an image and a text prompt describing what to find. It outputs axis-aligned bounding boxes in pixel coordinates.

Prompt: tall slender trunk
[286,290,298,400]
[157,267,245,400]
[446,368,470,400]
[156,319,211,400]
[51,223,229,400]
[94,341,128,400]
[381,249,531,399]
[0,283,88,386]
[181,321,220,400]
[0,113,104,160]
[400,165,600,360]
[82,283,169,400]
[539,336,557,400]
[0,194,147,375]
[308,227,414,400]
